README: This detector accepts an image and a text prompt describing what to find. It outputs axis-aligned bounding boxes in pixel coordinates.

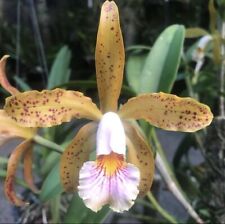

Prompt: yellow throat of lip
[97,152,125,176]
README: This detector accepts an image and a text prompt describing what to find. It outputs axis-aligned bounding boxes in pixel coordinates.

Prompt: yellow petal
[125,122,155,197]
[95,1,125,112]
[4,88,102,127]
[23,147,39,193]
[60,122,97,192]
[119,92,213,132]
[0,110,35,144]
[0,55,20,95]
[4,140,32,206]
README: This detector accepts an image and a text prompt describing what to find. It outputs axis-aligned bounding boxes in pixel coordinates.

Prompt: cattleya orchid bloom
[192,35,212,74]
[3,1,213,212]
[0,56,38,206]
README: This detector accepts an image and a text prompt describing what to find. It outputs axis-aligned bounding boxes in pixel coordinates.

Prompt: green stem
[182,53,199,100]
[33,135,64,153]
[147,192,177,224]
[151,128,203,224]
[185,75,196,99]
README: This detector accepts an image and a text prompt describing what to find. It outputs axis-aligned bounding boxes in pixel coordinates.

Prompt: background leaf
[47,45,72,89]
[14,76,32,91]
[40,162,62,202]
[126,49,148,94]
[185,27,209,38]
[63,193,110,224]
[126,25,185,94]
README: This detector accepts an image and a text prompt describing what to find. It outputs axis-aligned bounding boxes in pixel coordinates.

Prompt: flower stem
[147,192,178,224]
[150,129,179,186]
[33,135,64,154]
[151,128,204,224]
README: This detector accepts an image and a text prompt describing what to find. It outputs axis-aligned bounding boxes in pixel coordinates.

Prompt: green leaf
[40,162,63,202]
[127,25,185,94]
[47,45,72,89]
[41,140,70,175]
[63,193,110,224]
[50,195,61,223]
[126,45,151,51]
[14,76,32,91]
[41,151,60,175]
[126,50,148,93]
[185,28,209,38]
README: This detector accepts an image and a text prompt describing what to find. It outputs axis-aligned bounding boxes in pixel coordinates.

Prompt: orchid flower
[0,56,38,206]
[3,1,213,212]
[192,35,212,74]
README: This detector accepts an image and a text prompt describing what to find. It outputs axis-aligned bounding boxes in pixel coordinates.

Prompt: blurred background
[0,0,224,223]
[0,0,209,92]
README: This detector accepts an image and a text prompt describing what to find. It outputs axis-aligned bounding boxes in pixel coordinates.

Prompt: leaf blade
[126,51,148,94]
[185,28,209,38]
[135,25,185,94]
[47,46,72,89]
[63,193,110,224]
[40,162,62,202]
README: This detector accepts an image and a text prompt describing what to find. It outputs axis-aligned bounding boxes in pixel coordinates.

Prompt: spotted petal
[0,55,20,95]
[0,110,35,145]
[23,147,39,193]
[119,92,213,132]
[60,122,97,192]
[125,122,155,196]
[95,1,125,112]
[78,160,140,213]
[4,88,102,127]
[4,139,33,206]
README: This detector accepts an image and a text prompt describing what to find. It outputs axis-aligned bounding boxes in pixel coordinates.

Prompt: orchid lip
[78,155,140,213]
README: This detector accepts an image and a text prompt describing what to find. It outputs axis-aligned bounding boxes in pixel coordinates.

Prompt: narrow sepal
[23,147,39,193]
[119,92,213,132]
[125,122,155,196]
[4,140,33,206]
[0,55,20,95]
[60,122,97,192]
[96,1,125,112]
[4,88,102,127]
[0,110,36,145]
